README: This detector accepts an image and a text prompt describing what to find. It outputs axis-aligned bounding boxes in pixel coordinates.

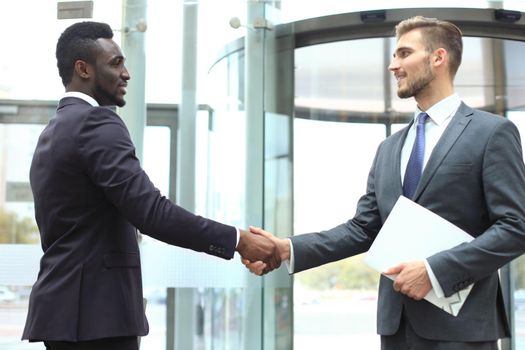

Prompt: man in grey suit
[22,21,279,350]
[244,16,525,349]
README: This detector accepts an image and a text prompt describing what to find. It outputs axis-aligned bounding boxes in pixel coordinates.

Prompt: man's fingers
[266,253,281,272]
[383,263,404,275]
[243,260,267,275]
[249,226,273,239]
[389,261,432,300]
[250,261,267,275]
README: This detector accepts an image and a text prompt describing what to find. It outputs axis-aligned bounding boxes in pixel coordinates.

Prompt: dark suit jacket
[22,97,237,341]
[291,103,525,342]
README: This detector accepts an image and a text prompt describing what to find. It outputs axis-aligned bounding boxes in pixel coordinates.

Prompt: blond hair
[395,16,463,78]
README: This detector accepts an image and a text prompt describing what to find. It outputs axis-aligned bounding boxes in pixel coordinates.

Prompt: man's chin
[397,89,413,99]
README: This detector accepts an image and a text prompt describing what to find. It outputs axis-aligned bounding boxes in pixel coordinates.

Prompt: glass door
[290,12,525,349]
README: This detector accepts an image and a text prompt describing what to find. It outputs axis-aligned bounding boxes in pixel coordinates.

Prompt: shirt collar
[414,93,461,126]
[62,91,99,107]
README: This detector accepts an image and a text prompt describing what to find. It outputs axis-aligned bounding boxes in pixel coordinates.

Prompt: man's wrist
[278,238,291,261]
[424,259,444,298]
[235,229,246,251]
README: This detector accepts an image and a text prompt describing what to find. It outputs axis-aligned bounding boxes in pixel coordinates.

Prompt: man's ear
[432,48,447,67]
[73,60,91,80]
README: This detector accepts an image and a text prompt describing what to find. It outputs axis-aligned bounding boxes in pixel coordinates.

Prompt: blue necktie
[403,112,429,199]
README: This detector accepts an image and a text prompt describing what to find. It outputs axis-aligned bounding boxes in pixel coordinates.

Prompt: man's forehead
[395,30,424,50]
[95,38,124,57]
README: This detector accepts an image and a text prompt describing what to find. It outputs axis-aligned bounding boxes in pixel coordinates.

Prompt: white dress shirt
[287,94,462,298]
[63,91,99,107]
[400,93,461,297]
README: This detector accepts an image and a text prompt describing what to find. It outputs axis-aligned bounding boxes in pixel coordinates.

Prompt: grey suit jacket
[23,97,237,342]
[291,103,525,342]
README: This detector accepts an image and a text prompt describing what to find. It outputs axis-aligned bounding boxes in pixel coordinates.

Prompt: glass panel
[264,112,294,349]
[201,15,296,347]
[0,123,45,350]
[506,111,525,350]
[147,0,247,104]
[263,8,295,348]
[0,123,172,350]
[295,39,385,115]
[179,49,262,350]
[143,126,171,198]
[138,125,172,350]
[293,119,385,349]
[504,40,525,111]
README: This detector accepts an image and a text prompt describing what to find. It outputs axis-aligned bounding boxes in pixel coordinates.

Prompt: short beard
[93,76,126,107]
[397,60,434,99]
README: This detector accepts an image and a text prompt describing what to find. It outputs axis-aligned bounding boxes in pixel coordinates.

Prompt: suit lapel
[413,103,474,200]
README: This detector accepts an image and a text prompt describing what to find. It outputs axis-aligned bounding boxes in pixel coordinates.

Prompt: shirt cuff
[235,228,240,247]
[424,259,444,298]
[285,238,294,274]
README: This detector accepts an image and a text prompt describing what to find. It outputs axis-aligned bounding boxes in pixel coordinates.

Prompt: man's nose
[388,60,398,72]
[122,66,131,80]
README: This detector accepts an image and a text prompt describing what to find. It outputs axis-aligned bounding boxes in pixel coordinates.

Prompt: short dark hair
[56,21,114,87]
[395,16,463,78]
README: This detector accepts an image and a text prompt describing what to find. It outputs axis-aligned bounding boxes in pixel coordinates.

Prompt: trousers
[381,314,498,350]
[44,336,139,350]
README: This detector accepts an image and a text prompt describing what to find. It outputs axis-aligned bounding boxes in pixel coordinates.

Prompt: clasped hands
[237,226,290,275]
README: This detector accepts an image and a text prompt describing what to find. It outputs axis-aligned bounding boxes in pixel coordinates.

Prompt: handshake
[235,226,290,275]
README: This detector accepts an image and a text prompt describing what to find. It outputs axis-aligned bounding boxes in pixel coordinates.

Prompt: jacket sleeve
[428,119,525,297]
[76,107,237,259]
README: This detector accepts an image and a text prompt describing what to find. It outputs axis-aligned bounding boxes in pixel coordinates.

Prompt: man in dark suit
[244,16,525,349]
[22,21,279,350]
